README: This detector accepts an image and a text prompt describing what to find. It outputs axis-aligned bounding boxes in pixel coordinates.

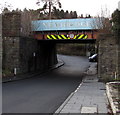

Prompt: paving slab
[54,63,109,114]
[81,106,97,113]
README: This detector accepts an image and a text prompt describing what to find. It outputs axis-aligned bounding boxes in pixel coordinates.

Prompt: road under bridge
[2,13,97,76]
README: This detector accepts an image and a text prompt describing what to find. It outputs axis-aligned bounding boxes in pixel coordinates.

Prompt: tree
[69,11,77,18]
[73,11,77,18]
[92,7,112,34]
[0,2,13,14]
[21,9,33,37]
[111,9,120,35]
[52,6,60,18]
[80,14,83,18]
[2,8,10,13]
[36,0,62,19]
[70,11,73,18]
[64,10,70,19]
[59,9,64,18]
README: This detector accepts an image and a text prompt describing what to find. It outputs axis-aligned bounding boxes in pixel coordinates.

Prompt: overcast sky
[0,0,119,16]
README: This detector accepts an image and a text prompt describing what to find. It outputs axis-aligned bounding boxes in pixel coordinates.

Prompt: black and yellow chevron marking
[47,35,68,40]
[74,34,88,39]
[47,34,88,40]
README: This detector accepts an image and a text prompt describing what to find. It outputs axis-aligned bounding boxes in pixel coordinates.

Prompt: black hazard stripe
[78,34,85,39]
[61,35,67,39]
[47,35,52,39]
[74,35,79,39]
[47,35,57,39]
[47,35,67,40]
[57,35,62,39]
[83,35,88,39]
[58,35,64,39]
[76,34,88,39]
[58,35,67,39]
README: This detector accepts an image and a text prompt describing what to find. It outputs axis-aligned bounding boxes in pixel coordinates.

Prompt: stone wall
[2,12,57,76]
[2,13,21,37]
[2,13,21,75]
[2,37,20,73]
[118,35,120,79]
[98,34,118,81]
[19,38,57,74]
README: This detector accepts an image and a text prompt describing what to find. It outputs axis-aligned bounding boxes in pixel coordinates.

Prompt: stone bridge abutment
[2,12,57,76]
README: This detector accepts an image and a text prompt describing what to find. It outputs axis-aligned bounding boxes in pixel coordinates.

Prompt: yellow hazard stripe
[61,35,67,39]
[83,35,88,39]
[47,35,52,39]
[78,34,84,39]
[47,34,87,40]
[51,35,57,39]
[57,35,62,39]
[75,35,79,39]
[73,35,79,39]
[73,35,76,39]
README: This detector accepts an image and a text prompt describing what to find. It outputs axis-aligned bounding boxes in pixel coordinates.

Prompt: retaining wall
[98,34,119,80]
[2,12,57,76]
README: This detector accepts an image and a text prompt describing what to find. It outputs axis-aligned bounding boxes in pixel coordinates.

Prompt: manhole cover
[81,106,97,113]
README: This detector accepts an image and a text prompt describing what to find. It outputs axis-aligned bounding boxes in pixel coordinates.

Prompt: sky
[0,0,120,16]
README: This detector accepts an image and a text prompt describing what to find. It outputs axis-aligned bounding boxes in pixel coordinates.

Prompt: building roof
[32,18,98,31]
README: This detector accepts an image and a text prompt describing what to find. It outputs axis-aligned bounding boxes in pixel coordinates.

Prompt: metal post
[14,68,17,75]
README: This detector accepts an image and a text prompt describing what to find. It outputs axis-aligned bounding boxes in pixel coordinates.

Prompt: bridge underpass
[2,13,98,76]
[2,13,119,114]
[32,18,98,71]
[2,13,99,113]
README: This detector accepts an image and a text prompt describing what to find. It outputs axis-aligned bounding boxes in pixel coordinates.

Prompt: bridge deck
[32,18,99,41]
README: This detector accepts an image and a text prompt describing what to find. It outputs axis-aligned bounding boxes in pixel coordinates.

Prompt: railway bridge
[32,18,98,43]
[2,13,99,76]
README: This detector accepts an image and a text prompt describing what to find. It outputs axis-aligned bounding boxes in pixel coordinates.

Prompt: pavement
[54,63,110,114]
[2,57,112,114]
[2,59,64,83]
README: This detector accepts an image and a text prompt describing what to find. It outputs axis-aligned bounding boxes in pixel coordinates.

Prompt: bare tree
[21,8,42,37]
[36,0,61,19]
[92,7,112,34]
[0,2,13,14]
[21,9,36,37]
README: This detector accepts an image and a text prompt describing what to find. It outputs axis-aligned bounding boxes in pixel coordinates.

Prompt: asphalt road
[2,55,90,113]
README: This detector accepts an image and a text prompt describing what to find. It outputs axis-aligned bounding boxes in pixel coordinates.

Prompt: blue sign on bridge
[32,18,98,31]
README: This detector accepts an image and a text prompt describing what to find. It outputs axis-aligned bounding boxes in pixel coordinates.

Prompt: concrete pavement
[55,63,109,114]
